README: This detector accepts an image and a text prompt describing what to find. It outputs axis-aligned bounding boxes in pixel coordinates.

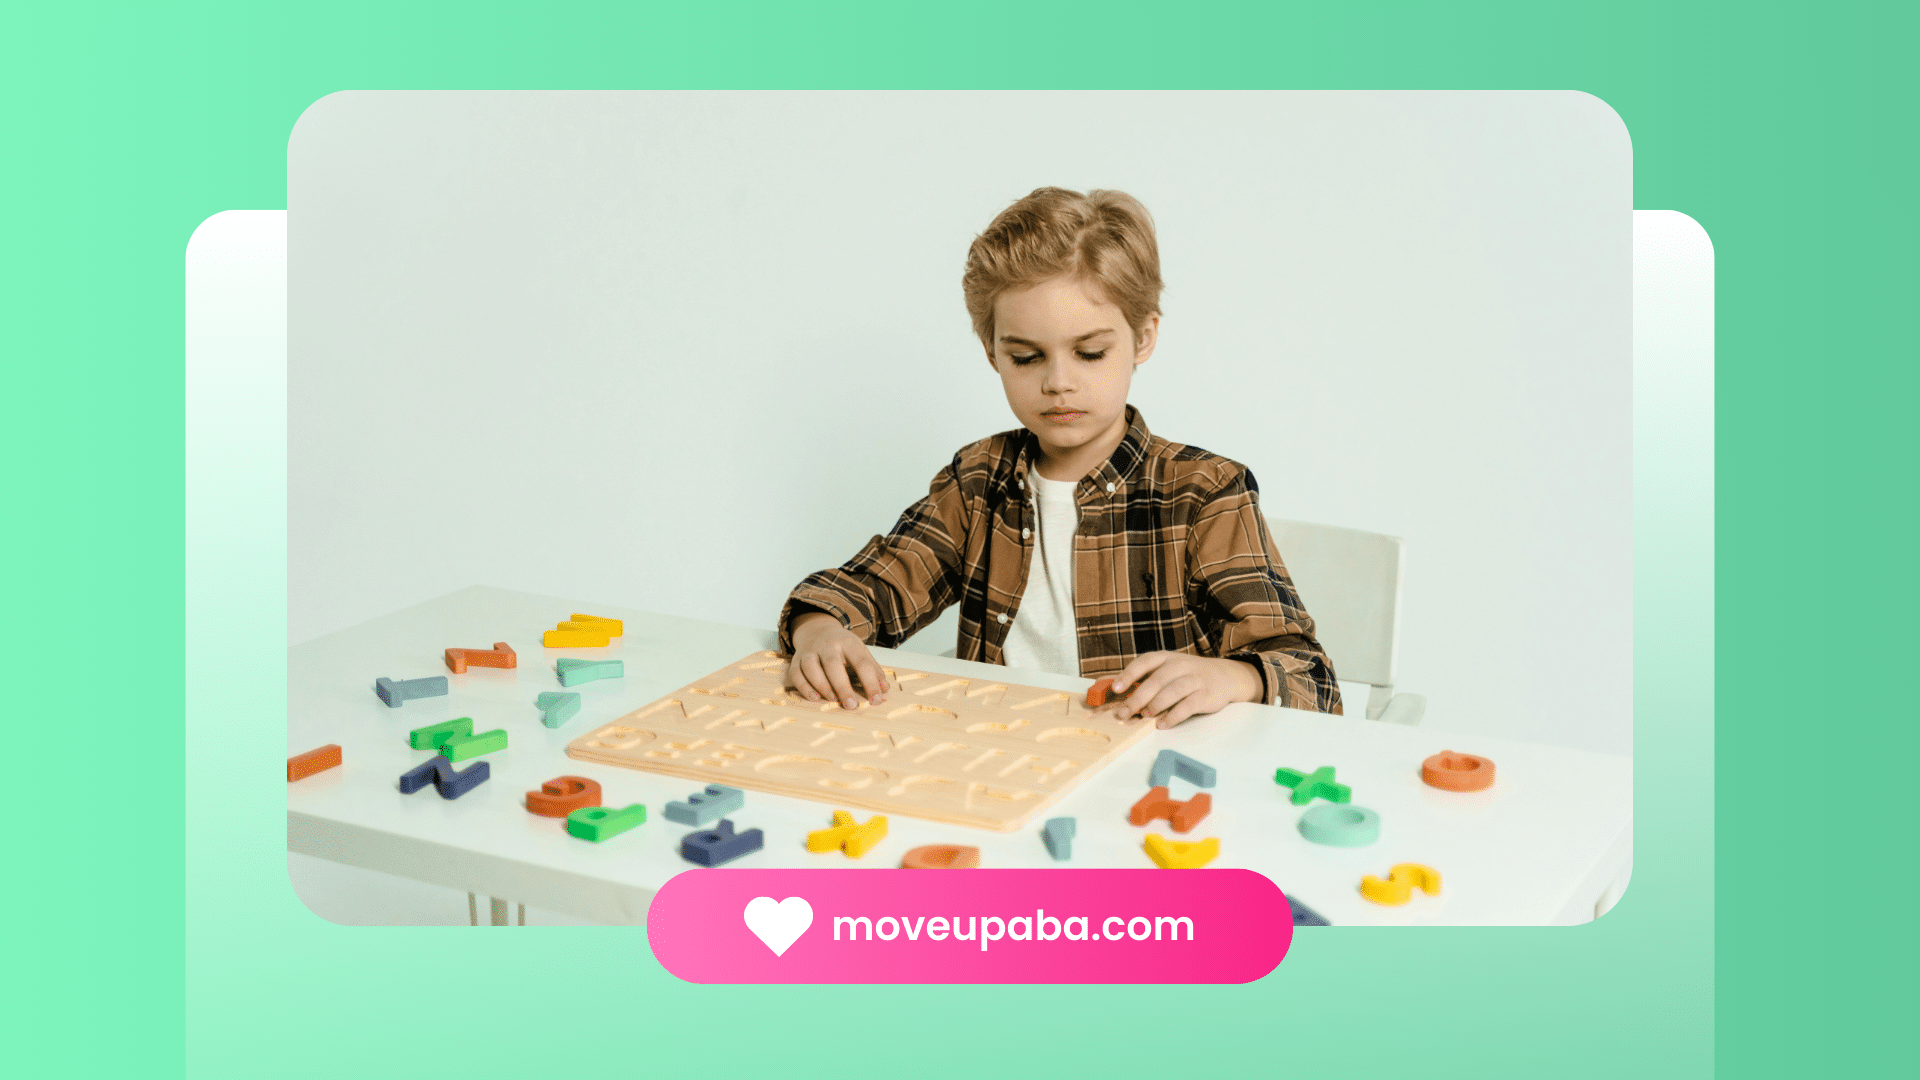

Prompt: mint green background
[10,2,1904,1076]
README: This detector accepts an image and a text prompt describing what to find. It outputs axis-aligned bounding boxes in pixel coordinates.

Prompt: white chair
[902,517,1426,725]
[1266,517,1427,725]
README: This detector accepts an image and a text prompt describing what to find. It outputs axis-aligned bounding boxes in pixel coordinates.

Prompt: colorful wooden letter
[526,775,602,817]
[1297,804,1381,847]
[1273,765,1351,806]
[374,675,448,707]
[567,803,646,842]
[1144,833,1219,869]
[1149,749,1217,788]
[664,784,745,826]
[445,641,516,673]
[1290,896,1331,926]
[1360,864,1443,906]
[1042,817,1076,861]
[1421,750,1496,792]
[566,614,623,636]
[440,727,508,762]
[536,691,582,728]
[555,657,623,686]
[287,744,342,781]
[806,810,887,857]
[900,844,980,869]
[408,717,473,751]
[398,755,490,799]
[1085,677,1134,709]
[680,819,764,867]
[1129,786,1212,833]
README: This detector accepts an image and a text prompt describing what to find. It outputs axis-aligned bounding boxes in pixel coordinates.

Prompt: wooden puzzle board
[566,651,1154,831]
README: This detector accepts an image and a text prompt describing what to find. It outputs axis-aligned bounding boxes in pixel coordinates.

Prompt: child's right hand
[787,612,890,710]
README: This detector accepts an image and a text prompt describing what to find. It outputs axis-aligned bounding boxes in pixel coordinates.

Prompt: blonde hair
[962,187,1163,349]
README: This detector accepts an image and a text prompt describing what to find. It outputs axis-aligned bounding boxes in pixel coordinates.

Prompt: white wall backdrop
[289,91,1631,754]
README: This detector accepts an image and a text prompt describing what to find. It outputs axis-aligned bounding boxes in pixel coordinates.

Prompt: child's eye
[1011,353,1043,365]
[1076,350,1108,361]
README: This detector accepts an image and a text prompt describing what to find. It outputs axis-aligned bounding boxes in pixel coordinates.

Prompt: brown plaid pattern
[777,406,1342,714]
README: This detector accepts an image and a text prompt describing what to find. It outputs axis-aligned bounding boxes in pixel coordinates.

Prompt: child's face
[987,276,1159,474]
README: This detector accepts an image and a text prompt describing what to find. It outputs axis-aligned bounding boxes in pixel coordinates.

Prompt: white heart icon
[742,896,813,957]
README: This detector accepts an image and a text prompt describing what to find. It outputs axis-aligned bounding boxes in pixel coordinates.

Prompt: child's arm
[776,455,971,707]
[1114,468,1342,725]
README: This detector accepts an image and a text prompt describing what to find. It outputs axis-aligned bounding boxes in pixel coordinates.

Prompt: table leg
[468,893,477,926]
[490,897,509,926]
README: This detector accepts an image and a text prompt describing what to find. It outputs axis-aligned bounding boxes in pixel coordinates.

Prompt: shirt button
[1022,528,1030,539]
[1105,482,1116,493]
[997,613,1009,625]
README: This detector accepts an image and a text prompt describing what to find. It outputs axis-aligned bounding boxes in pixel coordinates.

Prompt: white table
[288,586,1631,926]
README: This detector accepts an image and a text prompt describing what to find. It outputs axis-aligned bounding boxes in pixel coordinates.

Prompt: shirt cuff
[777,589,874,653]
[1226,647,1332,712]
[1226,650,1283,707]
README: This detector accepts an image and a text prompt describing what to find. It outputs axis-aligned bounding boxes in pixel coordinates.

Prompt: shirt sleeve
[1185,469,1344,714]
[776,454,971,653]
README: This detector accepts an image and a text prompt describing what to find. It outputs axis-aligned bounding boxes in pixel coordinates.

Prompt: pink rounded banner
[647,868,1293,983]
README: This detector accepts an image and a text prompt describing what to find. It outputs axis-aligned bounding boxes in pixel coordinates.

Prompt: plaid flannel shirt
[777,406,1342,714]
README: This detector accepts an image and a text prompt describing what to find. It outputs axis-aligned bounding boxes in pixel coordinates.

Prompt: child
[778,187,1340,728]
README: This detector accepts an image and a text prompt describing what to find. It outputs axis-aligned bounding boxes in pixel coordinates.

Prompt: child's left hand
[1110,653,1264,729]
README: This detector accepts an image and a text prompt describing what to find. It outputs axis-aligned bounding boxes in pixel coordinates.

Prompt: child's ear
[1133,314,1162,366]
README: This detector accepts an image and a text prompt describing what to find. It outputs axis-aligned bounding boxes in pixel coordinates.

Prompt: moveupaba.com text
[831,911,1195,951]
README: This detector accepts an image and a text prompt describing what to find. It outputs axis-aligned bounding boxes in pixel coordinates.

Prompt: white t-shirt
[1001,472,1082,677]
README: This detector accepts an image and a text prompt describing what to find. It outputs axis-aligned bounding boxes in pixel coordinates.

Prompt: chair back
[1265,517,1404,693]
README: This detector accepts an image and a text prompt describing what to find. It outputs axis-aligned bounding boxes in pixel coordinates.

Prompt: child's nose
[1043,359,1076,393]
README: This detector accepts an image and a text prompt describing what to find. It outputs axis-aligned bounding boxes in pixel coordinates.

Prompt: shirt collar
[1007,405,1151,500]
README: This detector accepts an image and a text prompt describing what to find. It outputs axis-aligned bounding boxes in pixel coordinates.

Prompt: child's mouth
[1042,410,1084,423]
